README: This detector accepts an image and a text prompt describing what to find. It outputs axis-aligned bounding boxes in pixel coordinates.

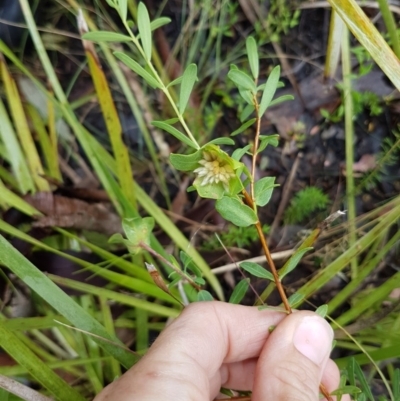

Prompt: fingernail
[293,316,333,366]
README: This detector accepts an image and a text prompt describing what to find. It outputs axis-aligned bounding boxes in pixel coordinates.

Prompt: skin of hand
[94,301,350,401]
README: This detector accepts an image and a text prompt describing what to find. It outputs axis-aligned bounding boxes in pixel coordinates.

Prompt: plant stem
[121,20,200,150]
[376,0,400,58]
[242,190,292,313]
[250,95,262,202]
[342,26,358,278]
[139,241,202,292]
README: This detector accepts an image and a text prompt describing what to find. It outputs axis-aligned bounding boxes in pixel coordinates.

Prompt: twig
[139,242,202,292]
[211,249,294,275]
[0,374,54,401]
[250,94,262,202]
[242,190,292,313]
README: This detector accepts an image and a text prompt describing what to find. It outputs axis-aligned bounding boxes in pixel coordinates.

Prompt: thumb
[252,311,334,401]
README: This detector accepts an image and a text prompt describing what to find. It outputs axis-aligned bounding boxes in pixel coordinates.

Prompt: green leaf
[330,386,362,396]
[150,17,171,31]
[254,177,277,207]
[152,121,198,149]
[229,278,250,304]
[162,117,180,124]
[122,217,155,254]
[169,150,202,172]
[231,118,256,136]
[82,31,132,42]
[350,359,374,401]
[104,0,116,9]
[246,36,259,79]
[137,2,152,60]
[166,76,183,88]
[197,290,214,301]
[240,104,255,122]
[239,262,274,280]
[315,304,328,318]
[259,65,281,116]
[179,63,198,114]
[108,233,124,244]
[180,250,202,278]
[258,135,279,153]
[269,94,294,107]
[228,69,256,92]
[114,52,161,88]
[288,292,305,308]
[206,137,235,146]
[232,145,251,161]
[215,196,258,227]
[194,277,206,286]
[280,247,313,279]
[239,87,254,104]
[118,0,128,21]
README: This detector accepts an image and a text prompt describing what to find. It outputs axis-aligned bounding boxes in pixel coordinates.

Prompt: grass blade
[0,96,34,194]
[81,31,136,207]
[82,31,132,42]
[327,0,400,91]
[0,322,85,401]
[324,11,345,79]
[0,59,49,192]
[0,235,137,368]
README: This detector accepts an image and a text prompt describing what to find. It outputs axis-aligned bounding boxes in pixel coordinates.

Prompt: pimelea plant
[83,2,341,399]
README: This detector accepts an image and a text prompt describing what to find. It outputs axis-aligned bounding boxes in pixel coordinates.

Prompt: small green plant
[86,4,300,308]
[351,45,374,76]
[255,0,300,42]
[321,89,383,122]
[202,224,270,251]
[284,187,330,225]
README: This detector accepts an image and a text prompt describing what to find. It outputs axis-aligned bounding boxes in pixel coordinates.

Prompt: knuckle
[270,363,319,401]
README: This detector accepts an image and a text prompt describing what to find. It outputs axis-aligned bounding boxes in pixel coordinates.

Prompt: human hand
[94,301,350,401]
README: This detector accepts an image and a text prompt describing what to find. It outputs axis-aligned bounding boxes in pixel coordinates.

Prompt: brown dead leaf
[352,154,377,173]
[171,176,190,220]
[24,193,122,236]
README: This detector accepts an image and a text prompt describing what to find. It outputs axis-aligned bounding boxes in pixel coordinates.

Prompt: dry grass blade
[327,0,400,90]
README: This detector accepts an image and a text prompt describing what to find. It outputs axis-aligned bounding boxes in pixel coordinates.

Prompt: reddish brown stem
[242,190,292,313]
[139,242,202,292]
[250,95,261,201]
[243,191,332,400]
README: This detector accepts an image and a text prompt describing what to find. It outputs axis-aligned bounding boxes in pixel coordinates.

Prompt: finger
[94,302,286,401]
[252,311,334,401]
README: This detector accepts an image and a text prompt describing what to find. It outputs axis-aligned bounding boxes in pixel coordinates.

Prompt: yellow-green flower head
[192,145,244,199]
[170,144,246,199]
[193,150,236,190]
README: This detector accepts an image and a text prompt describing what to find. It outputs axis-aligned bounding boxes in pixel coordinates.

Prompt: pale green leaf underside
[215,196,258,227]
